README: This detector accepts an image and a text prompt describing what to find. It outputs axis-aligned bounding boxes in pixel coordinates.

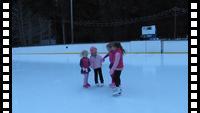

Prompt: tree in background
[13,0,187,47]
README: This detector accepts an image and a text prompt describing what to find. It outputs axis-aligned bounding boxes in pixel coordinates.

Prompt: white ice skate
[96,83,100,87]
[112,87,122,96]
[109,83,116,89]
[99,83,104,87]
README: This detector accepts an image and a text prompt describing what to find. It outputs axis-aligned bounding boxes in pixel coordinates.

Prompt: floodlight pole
[174,8,177,39]
[70,0,74,44]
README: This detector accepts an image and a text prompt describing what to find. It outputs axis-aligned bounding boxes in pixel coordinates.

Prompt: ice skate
[112,87,122,96]
[83,84,89,88]
[109,83,116,88]
[86,83,91,87]
[99,83,104,87]
[95,83,100,87]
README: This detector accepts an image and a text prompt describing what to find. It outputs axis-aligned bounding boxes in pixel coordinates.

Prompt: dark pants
[94,68,104,84]
[113,70,122,87]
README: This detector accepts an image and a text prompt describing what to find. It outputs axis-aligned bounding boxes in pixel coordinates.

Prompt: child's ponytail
[111,41,125,55]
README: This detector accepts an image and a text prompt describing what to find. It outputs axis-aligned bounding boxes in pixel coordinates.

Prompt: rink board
[13,40,188,54]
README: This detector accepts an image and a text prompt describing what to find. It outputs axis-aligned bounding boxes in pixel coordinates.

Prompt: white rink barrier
[130,41,145,52]
[146,41,161,52]
[162,41,188,53]
[12,40,188,54]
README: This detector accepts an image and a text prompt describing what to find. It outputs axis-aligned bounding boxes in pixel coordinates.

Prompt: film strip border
[1,0,12,113]
[189,0,199,113]
[0,1,198,113]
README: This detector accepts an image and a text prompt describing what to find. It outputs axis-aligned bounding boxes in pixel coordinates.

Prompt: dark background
[12,0,187,47]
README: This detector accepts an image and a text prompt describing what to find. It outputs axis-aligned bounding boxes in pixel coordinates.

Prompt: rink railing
[13,40,188,55]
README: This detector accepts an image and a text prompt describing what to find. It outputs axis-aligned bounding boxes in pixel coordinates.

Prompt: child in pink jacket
[110,42,125,96]
[90,47,104,87]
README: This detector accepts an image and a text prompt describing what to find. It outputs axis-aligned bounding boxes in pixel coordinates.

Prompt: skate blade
[112,92,122,96]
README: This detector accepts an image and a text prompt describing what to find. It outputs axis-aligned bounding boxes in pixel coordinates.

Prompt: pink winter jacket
[112,49,124,70]
[90,55,103,69]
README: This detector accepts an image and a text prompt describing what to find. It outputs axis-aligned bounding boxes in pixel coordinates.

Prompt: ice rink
[13,54,188,113]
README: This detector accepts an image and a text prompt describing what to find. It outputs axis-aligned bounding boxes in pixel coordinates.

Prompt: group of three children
[80,42,125,95]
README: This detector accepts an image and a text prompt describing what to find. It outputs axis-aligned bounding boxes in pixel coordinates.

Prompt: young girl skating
[110,42,125,96]
[90,47,104,87]
[103,43,115,88]
[80,50,91,88]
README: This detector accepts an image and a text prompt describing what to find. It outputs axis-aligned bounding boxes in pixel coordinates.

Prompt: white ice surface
[13,54,188,113]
